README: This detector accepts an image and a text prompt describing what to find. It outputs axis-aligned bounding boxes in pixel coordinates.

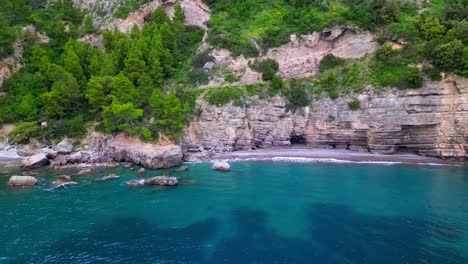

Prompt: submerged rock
[211,161,231,172]
[176,166,189,172]
[52,175,71,187]
[101,174,120,181]
[21,153,49,169]
[77,168,92,175]
[53,181,78,189]
[8,176,38,187]
[52,175,77,188]
[127,176,178,187]
[56,139,74,154]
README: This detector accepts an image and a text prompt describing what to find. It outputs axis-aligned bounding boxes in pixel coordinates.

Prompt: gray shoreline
[1,147,465,167]
[188,148,466,166]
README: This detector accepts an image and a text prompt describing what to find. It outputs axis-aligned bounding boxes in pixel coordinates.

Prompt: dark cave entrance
[290,135,307,146]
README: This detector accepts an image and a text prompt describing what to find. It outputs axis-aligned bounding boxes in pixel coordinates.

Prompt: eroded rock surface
[183,76,467,160]
[56,139,74,154]
[88,133,183,168]
[21,153,50,169]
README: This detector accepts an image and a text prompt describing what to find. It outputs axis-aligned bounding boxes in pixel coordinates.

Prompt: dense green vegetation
[0,0,466,142]
[0,4,203,142]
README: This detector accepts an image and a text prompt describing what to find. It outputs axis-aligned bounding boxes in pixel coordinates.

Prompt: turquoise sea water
[0,161,467,263]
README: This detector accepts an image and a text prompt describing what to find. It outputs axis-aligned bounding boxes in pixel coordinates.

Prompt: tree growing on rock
[102,100,143,135]
[157,92,185,139]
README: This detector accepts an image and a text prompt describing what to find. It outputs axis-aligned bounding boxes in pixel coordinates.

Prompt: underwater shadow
[15,204,467,264]
[19,217,219,264]
[209,204,467,264]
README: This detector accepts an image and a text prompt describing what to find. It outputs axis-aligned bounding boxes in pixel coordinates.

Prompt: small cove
[0,161,467,263]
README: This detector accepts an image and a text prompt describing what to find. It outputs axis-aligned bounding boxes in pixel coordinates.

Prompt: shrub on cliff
[319,54,346,72]
[250,59,280,81]
[430,39,465,71]
[348,99,361,111]
[286,80,311,111]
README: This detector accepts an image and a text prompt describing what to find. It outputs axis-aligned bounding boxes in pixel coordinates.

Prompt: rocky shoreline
[1,143,465,169]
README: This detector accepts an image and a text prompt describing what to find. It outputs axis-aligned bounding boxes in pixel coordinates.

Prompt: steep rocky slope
[206,26,377,86]
[182,75,467,160]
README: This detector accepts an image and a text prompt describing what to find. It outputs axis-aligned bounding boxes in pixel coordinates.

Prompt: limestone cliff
[88,133,183,168]
[182,76,467,160]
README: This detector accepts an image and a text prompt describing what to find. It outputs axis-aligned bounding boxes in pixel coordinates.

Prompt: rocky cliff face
[88,133,183,168]
[182,75,467,160]
[206,26,377,87]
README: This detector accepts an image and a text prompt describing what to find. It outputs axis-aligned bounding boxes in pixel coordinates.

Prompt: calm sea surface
[1,161,467,263]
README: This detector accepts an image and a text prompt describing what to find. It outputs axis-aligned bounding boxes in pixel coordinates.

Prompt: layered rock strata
[182,76,467,160]
[88,133,183,168]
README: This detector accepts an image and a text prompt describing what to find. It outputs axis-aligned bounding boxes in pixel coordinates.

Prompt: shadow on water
[16,204,467,264]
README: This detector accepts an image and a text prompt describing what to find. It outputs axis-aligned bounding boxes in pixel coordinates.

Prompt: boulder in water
[52,175,72,187]
[127,179,145,187]
[144,176,178,186]
[8,176,38,187]
[137,168,145,174]
[77,168,92,175]
[21,153,49,169]
[101,174,120,181]
[127,176,178,187]
[56,139,74,154]
[53,181,78,189]
[211,161,230,172]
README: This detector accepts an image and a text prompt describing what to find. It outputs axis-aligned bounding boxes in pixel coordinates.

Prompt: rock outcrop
[127,176,178,187]
[183,76,467,160]
[56,139,74,154]
[8,176,38,187]
[88,133,183,168]
[21,153,50,169]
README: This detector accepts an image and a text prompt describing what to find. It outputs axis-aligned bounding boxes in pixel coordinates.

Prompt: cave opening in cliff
[290,135,307,146]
